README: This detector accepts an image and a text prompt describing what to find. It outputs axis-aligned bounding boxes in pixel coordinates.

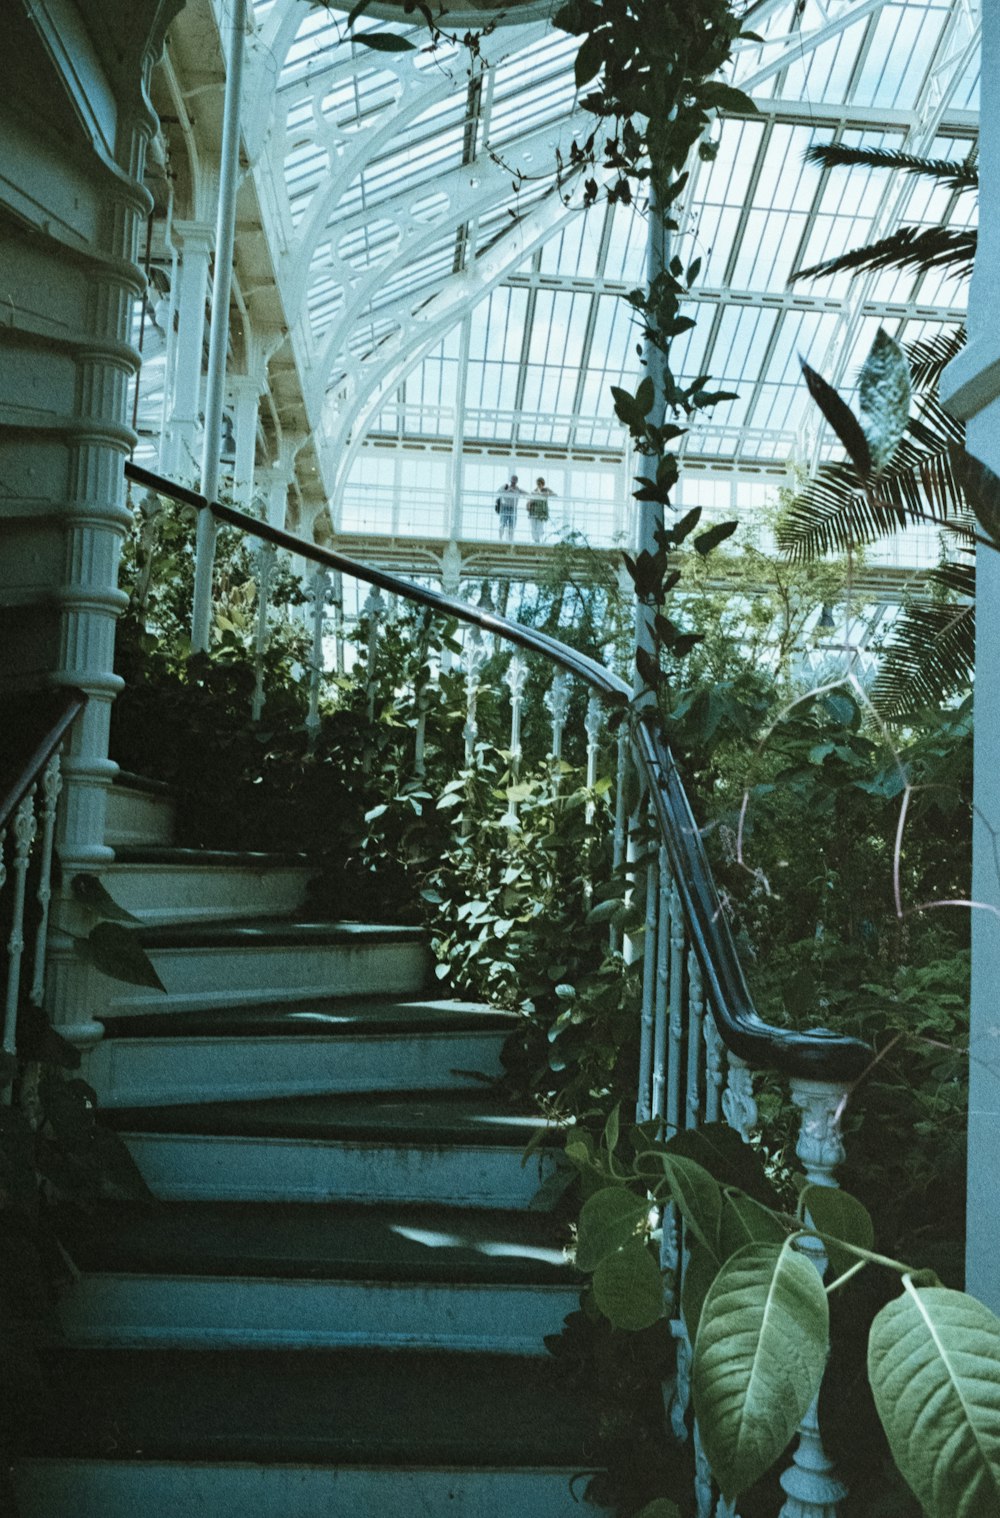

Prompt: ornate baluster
[29,752,63,1007]
[693,1421,716,1518]
[703,1008,724,1124]
[305,567,329,746]
[778,1078,850,1518]
[463,627,487,768]
[670,1322,693,1441]
[3,789,38,1092]
[636,849,659,1123]
[722,1053,758,1141]
[610,726,629,954]
[501,652,528,828]
[544,669,570,768]
[362,585,386,723]
[666,883,684,1139]
[332,571,345,676]
[251,541,276,721]
[584,694,601,824]
[686,950,705,1130]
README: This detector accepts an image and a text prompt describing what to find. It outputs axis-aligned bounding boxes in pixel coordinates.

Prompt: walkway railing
[1,689,87,1097]
[124,458,870,1517]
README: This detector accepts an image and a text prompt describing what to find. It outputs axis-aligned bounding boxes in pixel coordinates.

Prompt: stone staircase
[14,777,594,1517]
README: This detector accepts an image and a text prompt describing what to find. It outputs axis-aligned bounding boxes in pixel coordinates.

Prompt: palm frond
[804,143,979,193]
[872,562,975,718]
[778,391,968,561]
[904,326,966,389]
[791,225,977,286]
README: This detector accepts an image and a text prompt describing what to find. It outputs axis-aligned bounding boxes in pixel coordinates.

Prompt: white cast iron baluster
[686,950,705,1130]
[693,1420,716,1518]
[722,1053,758,1141]
[610,725,629,953]
[666,883,684,1139]
[703,1005,725,1124]
[333,571,345,676]
[636,849,659,1123]
[584,694,601,823]
[778,1078,851,1518]
[501,652,528,828]
[362,585,386,724]
[305,567,329,745]
[463,627,487,767]
[29,752,63,1006]
[3,789,38,1095]
[544,669,570,769]
[251,541,276,721]
[670,1322,693,1441]
[651,847,670,1125]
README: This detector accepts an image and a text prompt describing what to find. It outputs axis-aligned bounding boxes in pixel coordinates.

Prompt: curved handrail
[0,688,87,833]
[124,460,871,1081]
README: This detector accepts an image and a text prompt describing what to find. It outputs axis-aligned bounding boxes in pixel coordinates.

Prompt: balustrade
[123,460,873,1518]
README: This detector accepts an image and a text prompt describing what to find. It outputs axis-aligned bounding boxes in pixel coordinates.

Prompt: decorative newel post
[502,652,528,828]
[779,1076,851,1518]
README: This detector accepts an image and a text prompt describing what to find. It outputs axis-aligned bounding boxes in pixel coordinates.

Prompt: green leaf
[953,447,1000,546]
[694,520,738,556]
[693,1241,829,1498]
[664,1124,771,1204]
[658,1153,723,1259]
[858,328,912,472]
[603,1102,620,1156]
[681,1237,720,1345]
[868,1282,1000,1518]
[697,81,759,115]
[720,1191,787,1259]
[593,1238,665,1330]
[799,1184,874,1278]
[574,31,604,88]
[800,359,872,476]
[576,1186,650,1272]
[79,923,167,992]
[71,874,141,924]
[354,31,416,51]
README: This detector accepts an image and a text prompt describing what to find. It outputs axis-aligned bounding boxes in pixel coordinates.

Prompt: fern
[792,225,976,286]
[804,144,978,193]
[872,561,975,718]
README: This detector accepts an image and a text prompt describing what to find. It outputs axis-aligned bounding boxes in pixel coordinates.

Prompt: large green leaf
[593,1239,666,1330]
[720,1191,787,1259]
[79,923,166,992]
[868,1282,1000,1518]
[658,1153,723,1259]
[664,1123,771,1203]
[575,1186,650,1272]
[799,1184,874,1278]
[692,1241,829,1498]
[681,1238,720,1345]
[859,328,912,472]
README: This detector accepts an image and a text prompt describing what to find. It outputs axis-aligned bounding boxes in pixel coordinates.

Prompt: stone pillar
[164,219,213,481]
[940,0,1000,1317]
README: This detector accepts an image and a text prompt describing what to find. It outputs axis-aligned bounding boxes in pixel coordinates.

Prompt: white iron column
[228,372,263,510]
[164,220,213,479]
[940,0,1000,1317]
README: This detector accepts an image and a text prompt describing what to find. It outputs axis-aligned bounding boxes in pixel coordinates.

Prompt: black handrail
[0,688,88,833]
[124,460,871,1081]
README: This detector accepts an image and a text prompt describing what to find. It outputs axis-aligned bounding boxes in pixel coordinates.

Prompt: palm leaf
[872,560,975,719]
[905,326,966,390]
[792,225,976,286]
[804,143,978,193]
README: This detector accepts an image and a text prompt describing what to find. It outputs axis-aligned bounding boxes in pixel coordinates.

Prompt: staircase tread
[112,771,173,797]
[100,995,517,1040]
[134,917,426,949]
[109,847,310,869]
[29,1349,591,1466]
[56,1202,575,1283]
[105,1090,554,1147]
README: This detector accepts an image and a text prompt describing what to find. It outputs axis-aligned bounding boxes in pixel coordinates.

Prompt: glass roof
[134,0,979,558]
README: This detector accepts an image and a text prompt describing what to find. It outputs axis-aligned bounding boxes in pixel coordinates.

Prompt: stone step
[104,774,175,849]
[77,919,429,1018]
[85,996,515,1106]
[106,1092,556,1207]
[100,847,313,924]
[15,1462,603,1518]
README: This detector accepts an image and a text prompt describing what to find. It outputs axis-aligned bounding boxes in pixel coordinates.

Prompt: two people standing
[495,475,555,542]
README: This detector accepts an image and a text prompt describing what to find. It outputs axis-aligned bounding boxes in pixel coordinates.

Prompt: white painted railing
[1,692,86,1099]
